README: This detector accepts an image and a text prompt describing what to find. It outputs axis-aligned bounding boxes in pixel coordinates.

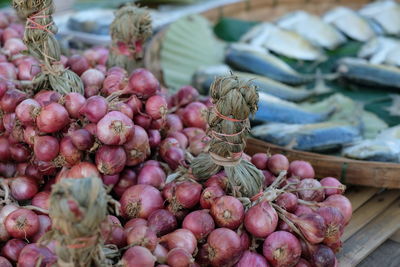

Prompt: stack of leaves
[190,74,264,198]
[41,177,119,266]
[12,0,83,94]
[107,4,152,73]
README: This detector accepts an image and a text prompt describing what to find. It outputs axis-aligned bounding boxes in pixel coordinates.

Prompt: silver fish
[277,11,346,50]
[358,37,400,65]
[359,0,400,36]
[323,7,375,42]
[225,44,314,85]
[254,93,335,124]
[336,57,400,89]
[240,23,323,61]
[252,122,362,152]
[342,139,400,162]
[192,64,328,102]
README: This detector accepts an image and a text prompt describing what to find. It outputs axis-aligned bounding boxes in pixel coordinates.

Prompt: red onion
[22,126,38,146]
[295,205,314,216]
[1,238,26,262]
[210,196,244,229]
[148,209,177,236]
[182,127,206,141]
[137,165,166,189]
[120,184,164,219]
[59,137,82,167]
[320,194,352,225]
[0,136,10,161]
[102,173,120,186]
[289,160,315,179]
[125,95,143,115]
[31,215,51,242]
[174,85,199,106]
[316,207,344,246]
[188,137,207,156]
[0,256,11,267]
[251,153,269,170]
[150,117,166,130]
[127,225,158,251]
[2,113,16,134]
[15,99,41,125]
[167,248,195,267]
[1,88,27,113]
[33,160,56,176]
[154,244,168,264]
[31,191,50,213]
[0,78,9,98]
[263,231,301,267]
[165,114,183,134]
[145,95,168,120]
[275,192,298,212]
[285,212,326,244]
[67,54,90,76]
[168,132,188,149]
[102,68,127,96]
[262,170,276,187]
[84,123,97,135]
[0,162,16,177]
[5,209,39,239]
[124,125,150,166]
[163,182,177,200]
[133,114,152,129]
[114,169,137,198]
[181,102,207,129]
[148,129,161,148]
[110,102,133,119]
[3,38,26,56]
[68,162,100,179]
[9,176,38,201]
[163,147,185,170]
[95,145,126,175]
[101,216,127,248]
[97,111,134,145]
[0,13,9,28]
[0,62,17,80]
[160,229,197,254]
[0,204,18,227]
[200,186,225,209]
[296,258,312,267]
[236,251,270,267]
[0,223,9,242]
[36,103,69,133]
[160,137,180,158]
[124,218,148,232]
[70,128,94,151]
[64,92,86,118]
[244,201,278,238]
[17,244,56,267]
[278,220,294,233]
[204,172,228,189]
[311,245,335,267]
[17,57,40,81]
[128,68,159,99]
[267,154,289,175]
[16,162,28,175]
[320,177,345,196]
[297,178,325,202]
[34,90,61,107]
[2,27,19,43]
[170,181,202,210]
[81,68,105,97]
[33,135,59,162]
[182,210,215,241]
[121,246,156,267]
[205,228,243,266]
[79,95,108,123]
[238,230,250,251]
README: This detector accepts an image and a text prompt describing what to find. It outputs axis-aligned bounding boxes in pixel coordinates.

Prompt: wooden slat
[344,187,380,211]
[342,190,400,241]
[358,240,400,267]
[390,229,400,243]
[245,138,400,189]
[337,198,400,266]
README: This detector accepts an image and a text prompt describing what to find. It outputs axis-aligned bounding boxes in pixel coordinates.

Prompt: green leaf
[214,17,259,42]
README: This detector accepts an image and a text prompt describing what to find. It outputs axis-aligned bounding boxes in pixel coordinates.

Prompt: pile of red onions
[0,14,353,267]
